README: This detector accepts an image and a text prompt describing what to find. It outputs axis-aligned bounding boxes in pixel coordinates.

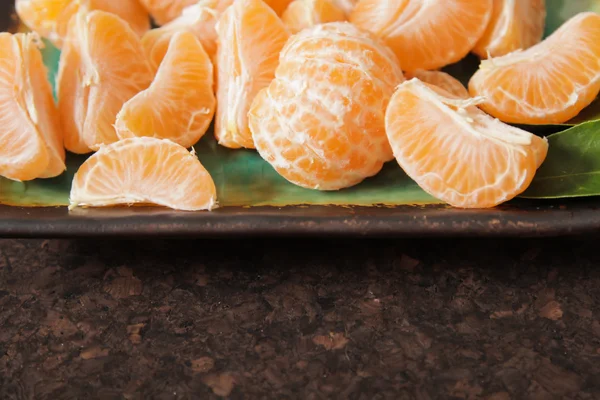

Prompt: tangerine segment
[0,33,65,181]
[69,137,217,211]
[57,10,154,153]
[473,0,546,59]
[215,0,290,149]
[405,70,469,98]
[386,79,548,208]
[138,0,199,26]
[15,0,150,48]
[249,22,404,191]
[332,0,357,16]
[141,0,232,70]
[350,0,493,72]
[281,0,346,34]
[469,12,600,125]
[116,32,216,149]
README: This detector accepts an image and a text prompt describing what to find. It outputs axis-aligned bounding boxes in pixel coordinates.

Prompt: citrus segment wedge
[469,12,600,125]
[386,79,548,208]
[116,32,216,148]
[0,32,65,181]
[215,0,290,149]
[350,0,493,71]
[57,10,154,153]
[16,0,150,48]
[405,70,469,98]
[69,137,217,211]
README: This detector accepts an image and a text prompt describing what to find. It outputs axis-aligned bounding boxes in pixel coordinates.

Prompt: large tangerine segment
[386,79,548,208]
[405,70,469,98]
[57,10,154,153]
[350,0,493,71]
[116,32,216,149]
[473,0,546,59]
[15,0,150,48]
[0,33,48,181]
[281,0,346,34]
[249,22,404,191]
[215,0,290,149]
[69,137,217,211]
[469,12,600,124]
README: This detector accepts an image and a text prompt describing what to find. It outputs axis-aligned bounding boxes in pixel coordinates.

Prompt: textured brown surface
[1,238,600,399]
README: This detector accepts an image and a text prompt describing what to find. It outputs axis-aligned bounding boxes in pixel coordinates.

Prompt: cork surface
[1,238,599,399]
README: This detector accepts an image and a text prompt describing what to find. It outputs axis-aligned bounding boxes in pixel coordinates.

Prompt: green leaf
[520,120,600,199]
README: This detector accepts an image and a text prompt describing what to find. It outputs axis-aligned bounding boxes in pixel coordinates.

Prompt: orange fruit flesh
[469,12,600,125]
[57,10,154,153]
[70,137,217,211]
[386,79,548,208]
[138,0,199,26]
[350,0,493,71]
[15,0,150,48]
[473,0,546,59]
[141,0,232,71]
[249,22,404,191]
[405,70,469,98]
[0,32,65,181]
[281,0,346,34]
[215,0,290,149]
[116,31,216,149]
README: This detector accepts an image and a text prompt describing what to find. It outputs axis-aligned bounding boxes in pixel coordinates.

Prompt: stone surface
[0,238,599,399]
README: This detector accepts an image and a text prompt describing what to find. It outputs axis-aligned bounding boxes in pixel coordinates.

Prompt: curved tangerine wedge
[69,137,217,211]
[15,0,150,48]
[0,32,65,181]
[350,0,493,71]
[141,0,232,71]
[332,0,358,16]
[469,12,600,125]
[405,70,469,98]
[473,0,546,59]
[281,0,346,34]
[215,0,290,149]
[57,10,154,153]
[386,79,548,209]
[116,32,216,149]
[249,22,404,191]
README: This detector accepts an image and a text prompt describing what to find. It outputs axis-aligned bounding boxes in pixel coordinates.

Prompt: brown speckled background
[1,238,599,399]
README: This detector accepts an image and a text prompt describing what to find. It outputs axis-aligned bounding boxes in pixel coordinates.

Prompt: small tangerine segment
[473,0,546,59]
[215,0,290,149]
[469,12,600,124]
[249,22,404,191]
[350,0,493,71]
[116,31,216,149]
[57,10,154,153]
[69,137,217,211]
[386,79,548,208]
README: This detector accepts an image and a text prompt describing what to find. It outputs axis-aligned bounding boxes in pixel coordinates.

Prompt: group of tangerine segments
[4,0,600,210]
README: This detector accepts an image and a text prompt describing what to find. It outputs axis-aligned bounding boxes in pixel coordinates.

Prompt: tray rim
[1,199,600,238]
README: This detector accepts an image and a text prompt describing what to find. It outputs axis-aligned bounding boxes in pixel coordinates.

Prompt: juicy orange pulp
[469,12,600,124]
[350,0,494,71]
[116,31,216,148]
[386,79,548,208]
[57,10,154,153]
[16,0,150,48]
[282,0,346,34]
[70,137,217,211]
[0,32,65,181]
[215,0,290,149]
[473,0,546,59]
[249,22,404,191]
